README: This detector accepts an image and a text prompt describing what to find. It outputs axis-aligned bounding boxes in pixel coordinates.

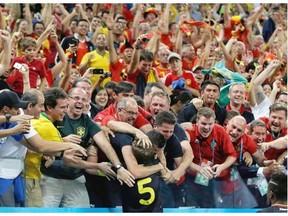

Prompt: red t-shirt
[163,70,199,90]
[260,117,287,160]
[186,124,237,177]
[93,104,150,129]
[126,68,148,85]
[160,34,173,51]
[234,133,258,161]
[7,56,46,94]
[110,58,127,82]
[182,57,199,71]
[76,41,88,66]
[154,65,170,79]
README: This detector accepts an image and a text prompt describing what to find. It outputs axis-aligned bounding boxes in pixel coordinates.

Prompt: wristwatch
[115,164,123,170]
[5,114,12,123]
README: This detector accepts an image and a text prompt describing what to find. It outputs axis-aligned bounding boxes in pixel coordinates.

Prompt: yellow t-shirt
[80,50,110,86]
[25,114,62,180]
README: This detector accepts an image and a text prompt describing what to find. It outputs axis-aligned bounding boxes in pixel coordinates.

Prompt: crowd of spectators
[0,3,287,212]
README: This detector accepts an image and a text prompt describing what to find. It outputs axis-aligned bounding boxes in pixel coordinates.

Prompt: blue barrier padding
[0,208,260,213]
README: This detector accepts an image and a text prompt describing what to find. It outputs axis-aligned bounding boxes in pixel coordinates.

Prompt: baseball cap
[168,52,181,63]
[192,65,204,73]
[0,90,29,110]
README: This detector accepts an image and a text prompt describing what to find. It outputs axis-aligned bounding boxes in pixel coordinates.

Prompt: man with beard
[225,116,282,208]
[259,103,287,163]
[43,87,134,207]
[185,107,237,208]
[227,83,254,124]
[177,80,227,125]
[244,119,278,208]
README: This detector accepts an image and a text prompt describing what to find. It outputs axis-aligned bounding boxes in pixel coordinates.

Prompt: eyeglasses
[69,96,88,103]
[121,108,138,116]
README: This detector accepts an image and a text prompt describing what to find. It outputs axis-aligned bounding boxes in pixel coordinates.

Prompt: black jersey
[121,161,162,212]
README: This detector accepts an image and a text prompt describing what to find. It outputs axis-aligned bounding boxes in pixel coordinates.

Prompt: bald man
[226,116,283,208]
[226,116,266,166]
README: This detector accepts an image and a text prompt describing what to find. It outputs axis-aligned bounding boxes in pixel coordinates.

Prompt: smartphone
[69,38,79,46]
[13,62,23,70]
[93,69,104,74]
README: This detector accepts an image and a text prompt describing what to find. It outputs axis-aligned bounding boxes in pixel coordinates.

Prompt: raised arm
[50,30,67,79]
[61,6,80,33]
[41,4,53,27]
[131,4,145,41]
[36,18,56,50]
[252,60,281,105]
[106,15,117,63]
[23,3,33,35]
[0,30,11,76]
[126,34,146,75]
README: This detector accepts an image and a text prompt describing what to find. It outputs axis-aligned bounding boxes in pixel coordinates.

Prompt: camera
[92,69,104,74]
[142,38,150,43]
[69,38,79,47]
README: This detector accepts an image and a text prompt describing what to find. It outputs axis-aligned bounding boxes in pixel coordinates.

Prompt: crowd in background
[0,3,287,212]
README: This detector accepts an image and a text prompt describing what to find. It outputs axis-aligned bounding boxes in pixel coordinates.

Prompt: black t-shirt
[165,134,183,170]
[109,133,134,164]
[121,160,162,212]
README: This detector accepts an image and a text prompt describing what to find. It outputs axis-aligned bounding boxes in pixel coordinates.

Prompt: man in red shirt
[226,116,265,166]
[185,107,237,208]
[181,44,199,71]
[259,103,287,163]
[224,115,271,208]
[154,47,171,79]
[106,15,133,83]
[94,81,152,133]
[226,83,254,124]
[163,52,200,97]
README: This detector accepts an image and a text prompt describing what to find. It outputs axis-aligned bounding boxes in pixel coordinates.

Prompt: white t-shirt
[0,124,37,179]
[251,96,272,120]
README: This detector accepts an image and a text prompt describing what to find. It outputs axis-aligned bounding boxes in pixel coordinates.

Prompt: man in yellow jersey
[22,88,86,207]
[79,33,110,86]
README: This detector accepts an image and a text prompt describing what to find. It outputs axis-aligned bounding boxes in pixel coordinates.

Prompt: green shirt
[54,114,101,149]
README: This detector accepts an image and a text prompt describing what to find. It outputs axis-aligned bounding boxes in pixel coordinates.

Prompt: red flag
[183,21,219,36]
